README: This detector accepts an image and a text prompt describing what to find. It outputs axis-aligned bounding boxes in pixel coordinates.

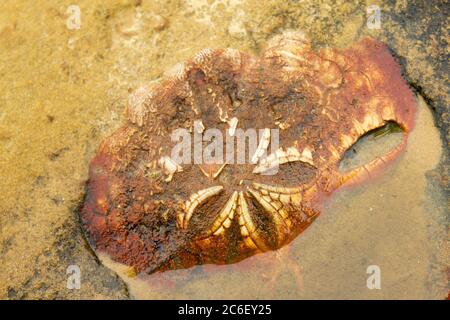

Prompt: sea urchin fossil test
[80,32,417,274]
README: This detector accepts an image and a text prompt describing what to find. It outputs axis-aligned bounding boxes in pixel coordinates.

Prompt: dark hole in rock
[339,121,404,172]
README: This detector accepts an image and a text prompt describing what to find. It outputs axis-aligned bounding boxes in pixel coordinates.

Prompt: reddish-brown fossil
[80,32,417,274]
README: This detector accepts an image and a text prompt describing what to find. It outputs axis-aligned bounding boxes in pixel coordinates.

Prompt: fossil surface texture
[80,32,417,274]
